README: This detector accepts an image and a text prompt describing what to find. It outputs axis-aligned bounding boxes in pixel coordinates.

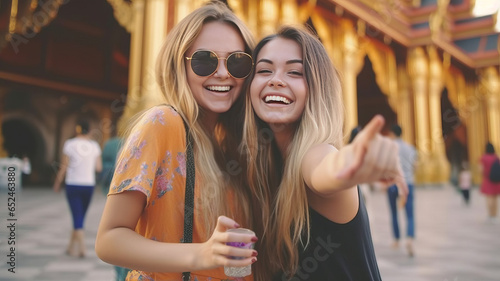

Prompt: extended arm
[95,191,257,273]
[302,115,407,198]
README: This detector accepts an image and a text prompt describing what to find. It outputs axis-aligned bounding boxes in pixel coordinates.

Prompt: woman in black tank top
[273,187,380,281]
[242,26,408,281]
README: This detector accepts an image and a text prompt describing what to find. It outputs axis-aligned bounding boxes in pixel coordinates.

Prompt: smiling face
[186,21,246,119]
[250,37,308,127]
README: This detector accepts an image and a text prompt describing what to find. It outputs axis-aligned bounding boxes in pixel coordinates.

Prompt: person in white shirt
[53,119,102,257]
[0,155,31,190]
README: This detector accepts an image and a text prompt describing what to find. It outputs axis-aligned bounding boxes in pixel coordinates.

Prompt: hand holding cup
[224,228,256,277]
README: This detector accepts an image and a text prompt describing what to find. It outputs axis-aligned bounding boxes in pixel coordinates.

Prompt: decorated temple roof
[1,0,498,71]
[327,0,499,68]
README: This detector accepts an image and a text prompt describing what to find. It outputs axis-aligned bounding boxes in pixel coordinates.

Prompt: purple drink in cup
[224,228,255,277]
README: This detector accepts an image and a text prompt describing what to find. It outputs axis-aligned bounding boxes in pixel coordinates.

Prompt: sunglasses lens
[190,51,218,76]
[227,53,253,78]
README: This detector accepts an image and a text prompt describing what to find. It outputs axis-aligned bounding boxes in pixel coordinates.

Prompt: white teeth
[264,95,291,104]
[207,85,231,92]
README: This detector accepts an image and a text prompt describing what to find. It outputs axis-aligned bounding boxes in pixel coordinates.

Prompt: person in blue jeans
[387,124,417,257]
[53,119,102,258]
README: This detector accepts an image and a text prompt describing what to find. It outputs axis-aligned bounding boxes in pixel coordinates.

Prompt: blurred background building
[0,0,499,186]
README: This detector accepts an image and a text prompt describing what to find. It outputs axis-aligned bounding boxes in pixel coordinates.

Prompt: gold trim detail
[7,0,65,39]
[106,0,134,33]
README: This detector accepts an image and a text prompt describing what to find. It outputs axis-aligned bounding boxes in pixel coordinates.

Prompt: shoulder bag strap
[181,118,195,281]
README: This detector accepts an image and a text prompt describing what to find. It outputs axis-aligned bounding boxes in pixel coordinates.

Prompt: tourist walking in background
[458,161,472,206]
[387,124,417,257]
[0,154,31,190]
[53,119,102,258]
[479,142,500,223]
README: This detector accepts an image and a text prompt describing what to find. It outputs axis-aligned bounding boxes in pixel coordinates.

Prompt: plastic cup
[224,228,255,277]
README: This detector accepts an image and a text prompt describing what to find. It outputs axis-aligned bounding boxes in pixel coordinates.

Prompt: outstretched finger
[337,116,386,179]
[354,115,385,144]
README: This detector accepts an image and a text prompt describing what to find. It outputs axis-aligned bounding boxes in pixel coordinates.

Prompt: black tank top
[273,187,382,281]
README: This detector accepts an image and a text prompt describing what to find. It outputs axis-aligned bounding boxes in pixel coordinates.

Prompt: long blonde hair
[155,1,255,234]
[242,26,344,280]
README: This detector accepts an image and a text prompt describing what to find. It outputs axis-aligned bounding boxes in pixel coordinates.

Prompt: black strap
[181,118,195,281]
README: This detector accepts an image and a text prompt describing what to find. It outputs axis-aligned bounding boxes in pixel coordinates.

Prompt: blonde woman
[242,26,407,280]
[96,2,258,280]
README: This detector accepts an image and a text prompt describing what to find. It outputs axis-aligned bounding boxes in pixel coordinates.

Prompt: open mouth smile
[263,95,292,105]
[206,85,232,93]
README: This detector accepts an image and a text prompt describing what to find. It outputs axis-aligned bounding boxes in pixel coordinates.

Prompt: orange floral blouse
[109,105,253,281]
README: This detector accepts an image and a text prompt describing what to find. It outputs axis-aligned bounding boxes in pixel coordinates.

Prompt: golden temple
[0,0,499,185]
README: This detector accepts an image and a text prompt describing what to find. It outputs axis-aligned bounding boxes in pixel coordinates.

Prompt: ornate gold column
[310,12,338,67]
[408,47,430,183]
[480,67,500,153]
[341,20,363,134]
[140,0,168,109]
[117,0,168,134]
[396,65,415,145]
[443,66,484,183]
[466,80,487,184]
[246,1,260,38]
[281,0,299,25]
[260,0,280,37]
[174,0,190,21]
[427,46,450,182]
[228,0,247,24]
[117,0,143,134]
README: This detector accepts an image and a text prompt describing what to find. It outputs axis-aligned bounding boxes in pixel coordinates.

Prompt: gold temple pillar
[260,0,280,37]
[310,13,340,68]
[117,0,167,134]
[141,0,168,109]
[397,65,415,145]
[427,46,450,182]
[467,80,487,184]
[281,0,299,25]
[480,67,500,153]
[342,21,363,134]
[175,0,191,21]
[175,0,205,22]
[246,1,260,38]
[408,47,431,183]
[138,0,168,109]
[228,0,247,26]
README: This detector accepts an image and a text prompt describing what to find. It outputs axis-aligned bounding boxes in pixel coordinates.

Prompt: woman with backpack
[480,142,500,223]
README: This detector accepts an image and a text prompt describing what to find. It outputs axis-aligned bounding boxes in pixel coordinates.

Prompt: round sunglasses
[185,50,253,79]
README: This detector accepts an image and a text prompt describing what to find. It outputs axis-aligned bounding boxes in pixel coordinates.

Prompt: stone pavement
[0,184,499,281]
[368,185,500,281]
[0,187,114,281]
